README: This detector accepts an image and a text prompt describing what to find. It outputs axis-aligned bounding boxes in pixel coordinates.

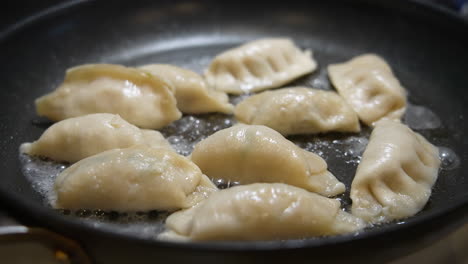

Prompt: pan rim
[1,186,467,251]
[0,0,467,251]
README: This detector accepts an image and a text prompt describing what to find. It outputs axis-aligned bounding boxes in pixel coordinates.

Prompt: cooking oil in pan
[160,114,235,156]
[19,95,461,240]
[20,154,62,206]
[404,103,442,130]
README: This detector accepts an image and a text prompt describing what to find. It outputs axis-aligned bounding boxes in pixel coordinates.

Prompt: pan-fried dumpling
[54,146,218,211]
[160,183,365,241]
[328,54,407,126]
[20,113,173,163]
[205,38,317,94]
[139,64,233,114]
[234,87,360,135]
[190,124,345,197]
[350,120,440,223]
[35,64,181,129]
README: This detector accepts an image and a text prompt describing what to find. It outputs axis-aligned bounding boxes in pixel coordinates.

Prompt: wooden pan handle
[0,225,92,264]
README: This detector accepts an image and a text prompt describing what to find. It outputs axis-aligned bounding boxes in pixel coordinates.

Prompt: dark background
[0,0,466,35]
[1,0,64,32]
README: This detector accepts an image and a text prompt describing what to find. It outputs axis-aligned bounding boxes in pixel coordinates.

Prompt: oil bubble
[405,104,441,130]
[438,146,460,170]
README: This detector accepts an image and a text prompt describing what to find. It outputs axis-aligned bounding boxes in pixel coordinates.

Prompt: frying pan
[0,0,467,263]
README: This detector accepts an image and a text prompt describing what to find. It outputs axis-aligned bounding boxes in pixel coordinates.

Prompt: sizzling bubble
[438,146,460,170]
[212,178,241,189]
[404,103,441,130]
[20,153,66,207]
[229,93,251,106]
[160,114,235,156]
[291,129,370,167]
[68,209,171,239]
[310,67,333,91]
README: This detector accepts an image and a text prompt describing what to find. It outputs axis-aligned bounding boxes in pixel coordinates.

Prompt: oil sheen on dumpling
[160,183,365,241]
[235,87,360,135]
[205,38,317,94]
[35,64,181,129]
[20,113,173,163]
[190,124,345,197]
[139,64,233,114]
[350,120,440,224]
[54,146,218,211]
[328,54,407,126]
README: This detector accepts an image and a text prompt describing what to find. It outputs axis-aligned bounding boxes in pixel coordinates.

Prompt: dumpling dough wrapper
[328,54,407,126]
[205,38,317,94]
[139,64,233,114]
[160,183,365,241]
[191,124,345,197]
[54,146,217,211]
[351,120,440,223]
[21,113,173,163]
[235,87,360,135]
[35,64,181,129]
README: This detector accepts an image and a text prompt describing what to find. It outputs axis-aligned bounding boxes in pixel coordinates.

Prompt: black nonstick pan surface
[0,0,467,263]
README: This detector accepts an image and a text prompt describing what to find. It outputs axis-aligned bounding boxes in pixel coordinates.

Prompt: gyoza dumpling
[139,64,233,114]
[20,113,173,163]
[235,87,360,135]
[205,38,317,94]
[36,64,181,129]
[328,54,407,126]
[190,124,345,197]
[350,120,440,223]
[160,183,365,241]
[54,146,217,211]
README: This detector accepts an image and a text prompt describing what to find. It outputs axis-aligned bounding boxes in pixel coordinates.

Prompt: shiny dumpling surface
[54,146,217,211]
[190,124,345,197]
[234,87,360,135]
[139,64,233,114]
[35,64,181,129]
[160,183,365,241]
[20,113,173,163]
[350,120,440,224]
[205,38,317,94]
[328,54,406,126]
